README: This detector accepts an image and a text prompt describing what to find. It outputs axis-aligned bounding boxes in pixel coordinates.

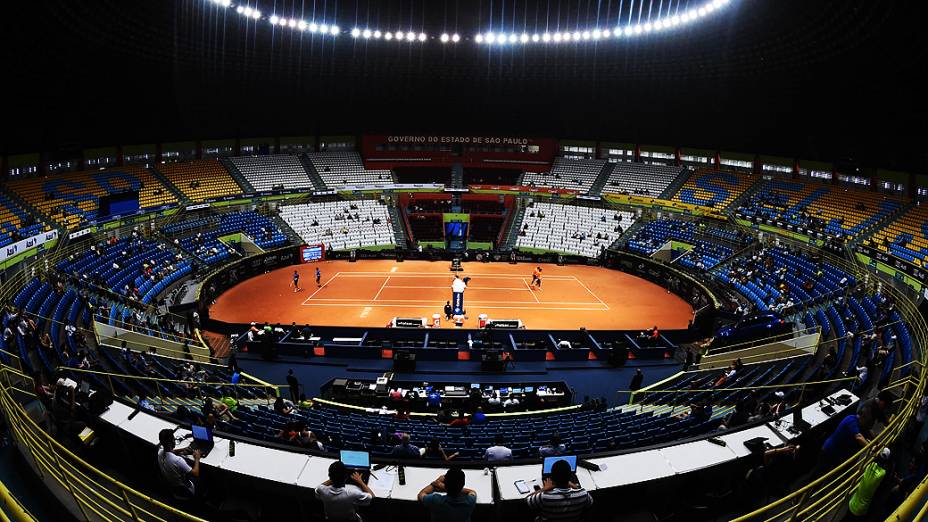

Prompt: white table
[219,441,311,485]
[390,466,494,505]
[659,439,738,474]
[586,450,676,489]
[495,463,595,501]
[769,390,858,441]
[717,424,785,458]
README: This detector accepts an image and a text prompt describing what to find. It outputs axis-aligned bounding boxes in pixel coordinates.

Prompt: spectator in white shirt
[157,429,200,498]
[484,435,513,462]
[315,460,374,522]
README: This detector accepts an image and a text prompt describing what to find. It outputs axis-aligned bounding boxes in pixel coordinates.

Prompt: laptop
[542,456,580,487]
[340,450,371,483]
[189,424,214,457]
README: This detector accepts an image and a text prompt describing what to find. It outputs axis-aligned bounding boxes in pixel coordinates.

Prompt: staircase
[147,166,189,205]
[270,212,304,246]
[586,163,614,196]
[658,167,693,200]
[386,204,409,249]
[851,197,917,248]
[609,218,647,250]
[220,158,256,194]
[0,185,60,232]
[499,205,526,251]
[298,154,328,191]
[725,176,768,212]
[450,163,464,189]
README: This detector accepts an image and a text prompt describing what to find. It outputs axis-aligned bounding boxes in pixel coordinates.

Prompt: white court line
[301,272,341,304]
[300,302,609,311]
[330,272,578,280]
[382,285,530,291]
[303,298,605,305]
[371,276,391,301]
[571,275,611,311]
[523,277,541,303]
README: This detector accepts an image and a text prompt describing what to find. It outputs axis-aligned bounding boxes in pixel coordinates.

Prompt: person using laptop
[526,459,592,522]
[315,460,374,522]
[418,467,477,522]
[157,428,200,499]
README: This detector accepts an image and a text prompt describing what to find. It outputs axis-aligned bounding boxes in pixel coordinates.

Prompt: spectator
[427,390,442,409]
[845,448,891,521]
[448,411,470,427]
[857,390,893,428]
[819,409,873,471]
[157,428,200,498]
[286,369,300,403]
[418,467,477,522]
[539,435,566,457]
[484,434,513,462]
[424,438,458,461]
[273,396,294,415]
[526,459,593,522]
[471,407,487,425]
[315,460,374,522]
[391,433,420,458]
[629,369,644,392]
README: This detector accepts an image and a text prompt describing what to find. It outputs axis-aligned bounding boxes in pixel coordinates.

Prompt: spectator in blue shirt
[427,390,442,409]
[539,434,566,457]
[391,433,420,458]
[819,409,873,470]
[418,467,477,522]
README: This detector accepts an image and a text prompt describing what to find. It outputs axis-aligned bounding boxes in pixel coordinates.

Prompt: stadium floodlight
[221,0,231,6]
[552,32,562,42]
[603,29,611,38]
[644,22,652,32]
[309,22,318,32]
[440,33,449,43]
[319,23,329,34]
[521,33,529,43]
[698,7,708,16]
[406,31,416,41]
[242,7,252,16]
[451,33,460,42]
[508,33,517,43]
[532,33,540,42]
[330,25,340,35]
[351,28,361,37]
[395,30,404,40]
[572,31,581,41]
[485,32,495,43]
[373,30,382,38]
[384,31,393,40]
[542,33,551,42]
[475,33,484,43]
[418,32,427,42]
[582,31,591,40]
[235,6,244,14]
[363,29,372,38]
[269,15,279,25]
[298,20,307,30]
[252,10,261,20]
[591,29,601,39]
[288,18,297,28]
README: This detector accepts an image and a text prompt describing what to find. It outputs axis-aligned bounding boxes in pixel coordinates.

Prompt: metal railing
[0,478,36,522]
[0,365,206,522]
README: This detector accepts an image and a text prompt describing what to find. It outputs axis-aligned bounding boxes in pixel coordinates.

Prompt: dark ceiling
[5,0,927,172]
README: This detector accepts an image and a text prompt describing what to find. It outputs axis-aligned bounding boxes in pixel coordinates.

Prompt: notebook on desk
[340,450,372,483]
[542,456,580,487]
[189,424,214,457]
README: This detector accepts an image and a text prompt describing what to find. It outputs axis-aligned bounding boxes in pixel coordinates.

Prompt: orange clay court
[208,260,694,330]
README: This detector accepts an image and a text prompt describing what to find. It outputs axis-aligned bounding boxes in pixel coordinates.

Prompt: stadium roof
[4,0,927,172]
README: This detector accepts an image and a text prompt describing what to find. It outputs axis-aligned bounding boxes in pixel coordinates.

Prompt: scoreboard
[300,244,325,263]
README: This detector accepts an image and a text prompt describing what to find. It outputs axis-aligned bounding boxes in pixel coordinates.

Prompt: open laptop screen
[340,450,371,469]
[543,455,577,474]
[191,425,211,442]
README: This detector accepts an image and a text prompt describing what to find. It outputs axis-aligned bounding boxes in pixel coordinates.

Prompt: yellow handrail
[0,479,35,522]
[0,366,206,522]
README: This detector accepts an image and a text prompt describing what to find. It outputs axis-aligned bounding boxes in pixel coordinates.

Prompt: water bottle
[229,439,236,457]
